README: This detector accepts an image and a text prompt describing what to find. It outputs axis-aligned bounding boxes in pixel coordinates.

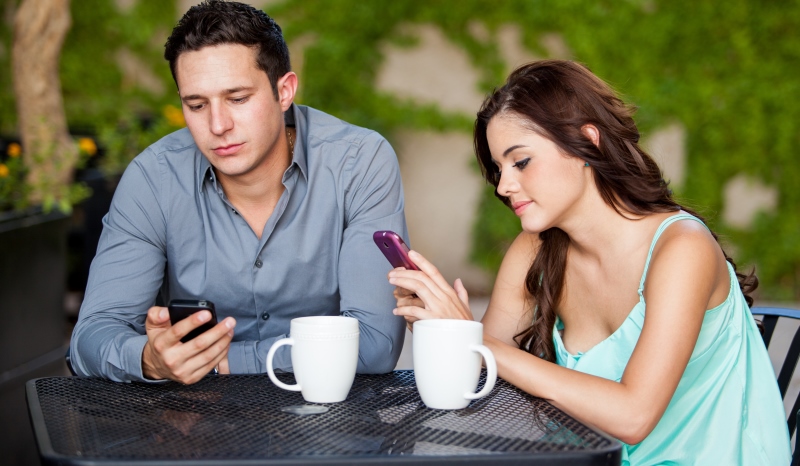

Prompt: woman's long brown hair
[474,60,757,362]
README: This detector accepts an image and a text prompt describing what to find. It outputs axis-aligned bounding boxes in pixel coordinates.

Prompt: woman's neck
[557,193,660,267]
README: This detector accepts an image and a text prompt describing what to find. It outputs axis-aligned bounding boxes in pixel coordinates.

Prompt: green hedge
[1,0,797,298]
[276,0,800,300]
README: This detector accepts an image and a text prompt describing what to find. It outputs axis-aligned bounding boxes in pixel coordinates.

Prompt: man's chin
[208,161,251,180]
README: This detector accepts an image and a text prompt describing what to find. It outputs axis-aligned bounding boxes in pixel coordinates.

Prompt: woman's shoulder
[507,230,542,260]
[644,213,731,304]
[650,213,720,259]
[492,231,540,287]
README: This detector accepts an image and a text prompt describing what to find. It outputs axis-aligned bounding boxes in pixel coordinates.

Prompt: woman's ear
[581,124,600,148]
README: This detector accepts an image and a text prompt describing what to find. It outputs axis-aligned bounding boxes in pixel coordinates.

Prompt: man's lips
[512,201,532,216]
[212,143,244,156]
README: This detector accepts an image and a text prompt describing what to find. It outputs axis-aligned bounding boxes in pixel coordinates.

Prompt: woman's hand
[388,250,474,326]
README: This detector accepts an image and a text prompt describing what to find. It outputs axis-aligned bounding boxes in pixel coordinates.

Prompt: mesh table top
[27,371,621,465]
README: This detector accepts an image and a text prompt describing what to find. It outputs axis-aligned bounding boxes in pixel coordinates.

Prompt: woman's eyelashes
[512,157,531,170]
[493,157,530,181]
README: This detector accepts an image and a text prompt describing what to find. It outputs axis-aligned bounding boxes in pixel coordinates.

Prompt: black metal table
[26,371,621,465]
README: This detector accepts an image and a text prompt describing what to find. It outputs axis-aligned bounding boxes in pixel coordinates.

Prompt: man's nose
[209,104,233,136]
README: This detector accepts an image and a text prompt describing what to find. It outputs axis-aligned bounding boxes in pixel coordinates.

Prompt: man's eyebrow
[502,144,527,157]
[180,87,255,101]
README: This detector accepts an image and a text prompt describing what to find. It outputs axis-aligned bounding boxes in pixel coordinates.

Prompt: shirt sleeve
[226,336,290,374]
[69,152,168,383]
[338,131,408,374]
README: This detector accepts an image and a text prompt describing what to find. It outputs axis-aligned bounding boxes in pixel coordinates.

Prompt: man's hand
[142,306,236,384]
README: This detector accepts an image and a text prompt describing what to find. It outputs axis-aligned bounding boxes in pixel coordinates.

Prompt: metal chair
[65,346,77,376]
[751,306,800,464]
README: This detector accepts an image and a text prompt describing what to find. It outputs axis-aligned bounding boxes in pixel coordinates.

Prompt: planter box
[0,208,69,373]
[0,208,71,465]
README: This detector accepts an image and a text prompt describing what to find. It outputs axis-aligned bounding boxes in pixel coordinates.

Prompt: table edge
[26,372,623,466]
[26,378,57,460]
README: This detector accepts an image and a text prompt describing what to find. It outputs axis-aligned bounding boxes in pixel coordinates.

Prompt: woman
[388,60,790,465]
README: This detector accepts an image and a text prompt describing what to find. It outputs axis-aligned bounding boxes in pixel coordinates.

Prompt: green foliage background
[0,0,798,298]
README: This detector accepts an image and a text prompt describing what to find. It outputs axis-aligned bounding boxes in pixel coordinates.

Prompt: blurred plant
[98,104,186,175]
[3,0,94,215]
[0,137,93,213]
[0,142,27,212]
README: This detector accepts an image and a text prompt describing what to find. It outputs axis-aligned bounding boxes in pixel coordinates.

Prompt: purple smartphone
[373,230,419,270]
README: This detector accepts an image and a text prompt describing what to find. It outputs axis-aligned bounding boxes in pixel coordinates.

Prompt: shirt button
[261,312,270,321]
[255,259,263,268]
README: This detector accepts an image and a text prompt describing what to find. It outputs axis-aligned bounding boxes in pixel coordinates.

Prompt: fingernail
[159,308,168,320]
[197,311,210,322]
[225,318,235,329]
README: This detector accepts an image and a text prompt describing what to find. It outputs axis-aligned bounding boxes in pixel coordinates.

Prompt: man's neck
[217,130,294,239]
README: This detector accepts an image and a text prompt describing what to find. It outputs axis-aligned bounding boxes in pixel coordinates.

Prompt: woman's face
[486,114,590,234]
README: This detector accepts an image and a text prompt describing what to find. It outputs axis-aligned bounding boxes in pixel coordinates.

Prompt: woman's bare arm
[484,221,728,444]
[480,232,541,346]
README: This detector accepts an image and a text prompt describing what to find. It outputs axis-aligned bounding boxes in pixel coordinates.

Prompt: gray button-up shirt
[70,104,408,382]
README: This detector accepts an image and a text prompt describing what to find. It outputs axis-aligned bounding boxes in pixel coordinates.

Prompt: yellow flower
[162,105,186,128]
[7,142,21,158]
[78,137,97,156]
[0,164,9,178]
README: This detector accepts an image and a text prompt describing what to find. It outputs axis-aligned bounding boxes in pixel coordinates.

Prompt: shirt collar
[198,155,218,194]
[285,103,308,181]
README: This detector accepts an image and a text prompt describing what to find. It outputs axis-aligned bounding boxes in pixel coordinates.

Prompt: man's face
[176,44,295,182]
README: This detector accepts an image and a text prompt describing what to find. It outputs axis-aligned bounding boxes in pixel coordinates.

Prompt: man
[70,0,408,384]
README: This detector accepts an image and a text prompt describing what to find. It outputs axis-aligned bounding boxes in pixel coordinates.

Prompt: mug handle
[266,338,301,392]
[464,344,497,400]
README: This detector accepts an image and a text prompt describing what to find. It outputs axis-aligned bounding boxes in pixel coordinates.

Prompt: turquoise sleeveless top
[553,213,791,465]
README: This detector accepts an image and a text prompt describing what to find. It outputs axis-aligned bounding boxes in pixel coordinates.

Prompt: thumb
[146,306,171,331]
[454,278,470,308]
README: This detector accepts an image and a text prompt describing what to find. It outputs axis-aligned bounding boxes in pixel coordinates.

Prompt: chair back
[751,306,800,463]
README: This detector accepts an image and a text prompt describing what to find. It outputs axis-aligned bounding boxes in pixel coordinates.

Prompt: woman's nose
[496,171,517,198]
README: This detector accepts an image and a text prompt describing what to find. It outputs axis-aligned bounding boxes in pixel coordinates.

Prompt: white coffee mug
[413,319,497,410]
[266,316,359,403]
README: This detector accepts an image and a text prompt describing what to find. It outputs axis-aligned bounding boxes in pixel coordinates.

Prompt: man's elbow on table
[356,336,403,374]
[358,355,399,374]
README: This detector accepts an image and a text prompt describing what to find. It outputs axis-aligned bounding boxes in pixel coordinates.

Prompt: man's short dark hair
[164,0,291,98]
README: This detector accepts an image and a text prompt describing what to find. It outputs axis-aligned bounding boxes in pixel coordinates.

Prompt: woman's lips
[212,143,243,156]
[512,201,532,216]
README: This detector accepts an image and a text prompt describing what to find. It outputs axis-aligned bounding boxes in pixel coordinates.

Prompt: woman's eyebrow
[503,144,528,157]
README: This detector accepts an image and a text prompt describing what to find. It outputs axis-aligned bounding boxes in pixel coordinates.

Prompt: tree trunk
[12,0,78,206]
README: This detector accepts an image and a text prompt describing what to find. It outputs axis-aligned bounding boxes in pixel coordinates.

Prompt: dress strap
[637,213,708,294]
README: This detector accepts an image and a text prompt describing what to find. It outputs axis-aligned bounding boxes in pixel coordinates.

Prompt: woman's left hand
[388,250,473,322]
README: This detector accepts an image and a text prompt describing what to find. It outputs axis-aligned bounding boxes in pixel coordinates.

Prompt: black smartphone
[168,299,218,343]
